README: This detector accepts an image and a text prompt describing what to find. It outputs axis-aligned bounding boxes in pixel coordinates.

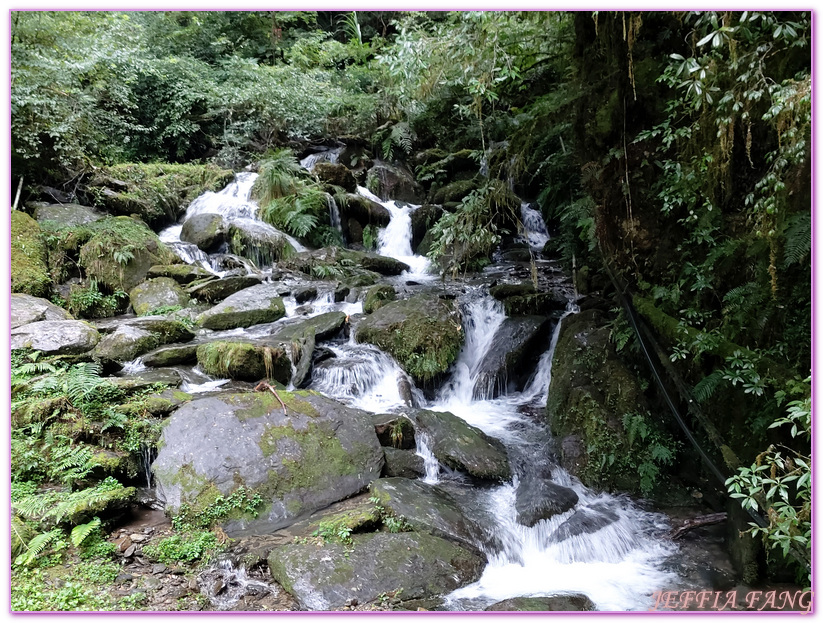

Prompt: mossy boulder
[11,293,73,329]
[314,162,357,193]
[382,448,425,479]
[152,391,384,535]
[11,320,100,355]
[407,409,511,481]
[77,217,178,292]
[372,413,416,449]
[281,247,406,284]
[147,264,213,285]
[267,531,483,610]
[355,294,463,385]
[431,178,481,205]
[195,340,296,384]
[196,284,287,330]
[227,220,295,267]
[92,317,193,364]
[90,163,234,230]
[365,160,424,203]
[370,478,489,554]
[11,210,51,297]
[489,282,537,300]
[129,278,190,316]
[187,275,262,302]
[119,388,192,418]
[485,596,596,611]
[273,311,347,342]
[142,343,199,367]
[501,292,568,317]
[33,203,104,227]
[180,213,226,252]
[363,284,396,314]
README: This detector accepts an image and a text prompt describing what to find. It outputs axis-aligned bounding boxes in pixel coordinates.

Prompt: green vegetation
[11,210,51,297]
[143,531,221,565]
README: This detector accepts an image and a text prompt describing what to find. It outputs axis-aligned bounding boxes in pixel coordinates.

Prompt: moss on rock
[196,340,292,383]
[11,210,51,297]
[363,285,396,314]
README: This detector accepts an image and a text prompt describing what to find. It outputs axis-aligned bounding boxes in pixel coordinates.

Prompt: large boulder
[195,336,312,386]
[11,320,100,355]
[485,596,596,611]
[11,293,73,329]
[370,478,488,554]
[372,413,416,450]
[355,294,463,385]
[472,315,551,399]
[273,312,348,342]
[93,319,194,364]
[33,203,104,226]
[11,210,50,297]
[365,161,424,204]
[515,475,579,527]
[407,409,511,481]
[382,448,425,479]
[187,275,263,303]
[180,213,226,252]
[283,246,408,279]
[337,194,391,244]
[314,162,357,193]
[363,284,395,314]
[268,532,483,610]
[410,204,444,252]
[142,343,199,367]
[227,218,295,266]
[129,277,190,316]
[152,391,384,535]
[195,283,287,330]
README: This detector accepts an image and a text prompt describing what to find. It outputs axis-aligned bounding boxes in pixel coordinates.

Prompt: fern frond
[14,528,63,567]
[13,492,56,520]
[693,369,725,403]
[782,212,811,268]
[70,517,101,548]
[11,515,35,558]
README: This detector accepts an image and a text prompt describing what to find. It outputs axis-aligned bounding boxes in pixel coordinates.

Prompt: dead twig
[670,512,727,540]
[254,381,287,415]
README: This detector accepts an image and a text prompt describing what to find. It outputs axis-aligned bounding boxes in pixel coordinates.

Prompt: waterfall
[300,146,343,170]
[519,201,550,249]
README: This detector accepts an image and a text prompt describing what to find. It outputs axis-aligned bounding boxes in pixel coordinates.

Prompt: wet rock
[147,264,214,285]
[548,504,619,544]
[382,448,425,479]
[110,368,183,390]
[473,315,550,399]
[314,162,357,193]
[196,284,287,330]
[485,595,596,611]
[502,291,567,316]
[407,409,510,481]
[431,178,481,205]
[293,286,317,304]
[268,532,483,610]
[227,219,295,266]
[11,320,100,355]
[363,284,396,314]
[195,339,298,384]
[370,478,487,554]
[187,275,263,303]
[142,343,199,367]
[284,246,408,279]
[337,194,391,241]
[11,293,74,329]
[181,213,226,251]
[410,204,444,252]
[365,160,424,203]
[372,413,416,449]
[93,319,193,364]
[153,391,383,535]
[273,311,347,342]
[33,202,104,226]
[488,282,537,300]
[355,294,463,385]
[514,476,579,527]
[130,277,191,316]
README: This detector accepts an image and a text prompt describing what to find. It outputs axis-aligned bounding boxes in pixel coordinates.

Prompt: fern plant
[252,149,305,205]
[70,517,101,548]
[14,528,64,567]
[374,122,414,161]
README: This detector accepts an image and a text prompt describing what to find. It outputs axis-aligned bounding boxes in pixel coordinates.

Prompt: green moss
[196,341,291,383]
[363,285,396,314]
[92,163,234,229]
[11,211,51,297]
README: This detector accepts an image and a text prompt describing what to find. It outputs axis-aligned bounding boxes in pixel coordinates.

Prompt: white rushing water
[519,201,550,249]
[308,289,680,611]
[356,186,433,280]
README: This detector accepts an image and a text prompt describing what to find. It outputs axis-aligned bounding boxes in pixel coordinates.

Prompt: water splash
[519,202,550,249]
[121,357,147,375]
[300,147,343,170]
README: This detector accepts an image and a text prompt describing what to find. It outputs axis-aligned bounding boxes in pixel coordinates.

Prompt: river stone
[292,286,317,304]
[313,162,357,193]
[11,320,100,355]
[142,343,199,367]
[187,275,263,303]
[146,264,213,285]
[355,294,463,385]
[180,213,226,252]
[111,368,182,390]
[273,312,347,342]
[515,476,579,527]
[547,504,620,544]
[407,409,511,481]
[382,448,425,479]
[153,391,384,535]
[268,531,483,610]
[227,219,295,266]
[473,315,550,399]
[372,413,416,450]
[370,478,487,554]
[129,278,191,316]
[485,595,596,611]
[282,247,408,279]
[196,284,286,330]
[11,293,74,329]
[337,194,391,230]
[489,282,537,300]
[363,284,395,314]
[502,291,567,316]
[195,340,295,384]
[33,203,104,226]
[365,160,424,203]
[93,319,194,364]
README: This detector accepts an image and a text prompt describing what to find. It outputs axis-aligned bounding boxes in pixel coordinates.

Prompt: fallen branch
[670,512,727,540]
[254,381,287,415]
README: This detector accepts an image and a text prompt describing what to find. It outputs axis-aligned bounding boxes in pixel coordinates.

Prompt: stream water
[151,176,686,611]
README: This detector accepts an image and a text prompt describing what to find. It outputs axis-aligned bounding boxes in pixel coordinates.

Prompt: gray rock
[196,284,287,330]
[372,413,416,450]
[93,318,193,364]
[141,343,199,367]
[382,448,425,479]
[180,213,226,252]
[129,278,191,316]
[548,504,620,544]
[485,595,596,611]
[187,275,263,303]
[146,264,214,285]
[33,203,103,226]
[268,532,483,610]
[227,219,295,266]
[152,391,384,535]
[273,312,347,342]
[365,160,424,203]
[407,409,511,481]
[11,293,73,329]
[370,478,487,554]
[111,368,183,390]
[11,320,100,355]
[515,476,579,527]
